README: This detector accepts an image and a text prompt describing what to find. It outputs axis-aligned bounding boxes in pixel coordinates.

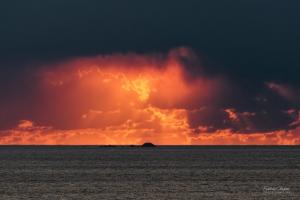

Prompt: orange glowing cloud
[1,119,299,145]
[30,48,226,131]
[0,48,299,145]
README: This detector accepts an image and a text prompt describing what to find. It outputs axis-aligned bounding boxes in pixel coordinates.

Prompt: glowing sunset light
[0,48,299,145]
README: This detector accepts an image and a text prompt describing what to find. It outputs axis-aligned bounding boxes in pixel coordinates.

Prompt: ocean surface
[0,146,299,200]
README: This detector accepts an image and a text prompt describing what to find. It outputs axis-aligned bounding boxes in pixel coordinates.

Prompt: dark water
[0,146,299,200]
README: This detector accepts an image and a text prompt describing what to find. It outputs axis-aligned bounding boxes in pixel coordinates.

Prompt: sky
[0,0,299,145]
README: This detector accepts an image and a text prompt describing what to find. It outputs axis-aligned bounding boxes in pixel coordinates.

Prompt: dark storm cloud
[0,0,300,133]
[188,107,298,133]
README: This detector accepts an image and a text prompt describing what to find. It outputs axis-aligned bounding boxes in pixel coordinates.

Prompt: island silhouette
[141,142,156,147]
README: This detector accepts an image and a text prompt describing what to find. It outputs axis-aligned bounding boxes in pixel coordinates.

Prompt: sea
[0,146,299,200]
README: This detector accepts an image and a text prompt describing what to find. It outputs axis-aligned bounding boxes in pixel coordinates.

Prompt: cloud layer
[0,48,299,144]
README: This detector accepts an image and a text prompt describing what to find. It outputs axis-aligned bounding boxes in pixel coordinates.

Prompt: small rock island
[141,142,156,147]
